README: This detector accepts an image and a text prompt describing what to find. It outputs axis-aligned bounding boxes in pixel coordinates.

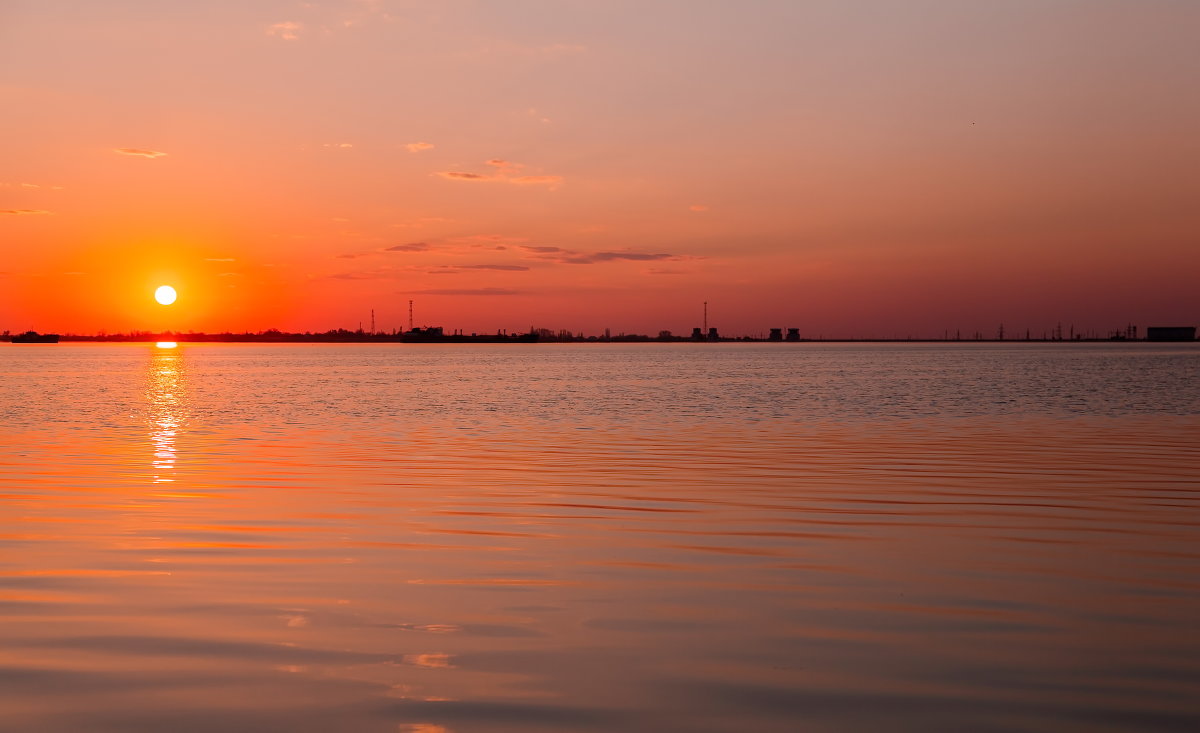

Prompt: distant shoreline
[3,334,1194,345]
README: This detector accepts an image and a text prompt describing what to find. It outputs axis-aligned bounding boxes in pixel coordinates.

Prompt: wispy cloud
[0,209,51,215]
[449,264,529,271]
[114,148,167,159]
[323,142,353,149]
[410,288,522,296]
[436,160,562,188]
[405,142,435,153]
[590,251,673,262]
[1,182,64,190]
[267,21,302,40]
[423,263,531,275]
[385,242,430,252]
[325,260,519,280]
[519,245,678,265]
[337,242,432,260]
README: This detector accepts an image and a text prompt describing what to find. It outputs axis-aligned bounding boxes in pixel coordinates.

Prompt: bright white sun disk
[155,285,177,305]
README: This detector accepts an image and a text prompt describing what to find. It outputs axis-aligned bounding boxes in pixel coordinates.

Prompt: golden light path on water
[148,345,183,486]
[0,343,1196,733]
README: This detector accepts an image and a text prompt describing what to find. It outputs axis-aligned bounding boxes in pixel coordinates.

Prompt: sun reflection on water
[147,345,187,484]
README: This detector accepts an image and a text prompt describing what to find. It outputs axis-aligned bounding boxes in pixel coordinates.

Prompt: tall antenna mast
[408,300,414,330]
[703,301,708,333]
[371,309,375,335]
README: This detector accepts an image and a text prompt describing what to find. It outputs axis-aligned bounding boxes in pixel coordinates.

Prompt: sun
[154,285,177,305]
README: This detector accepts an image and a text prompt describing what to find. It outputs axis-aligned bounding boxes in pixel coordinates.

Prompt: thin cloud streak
[519,245,678,265]
[446,264,528,271]
[590,252,673,262]
[436,159,562,188]
[114,148,167,158]
[1,182,63,190]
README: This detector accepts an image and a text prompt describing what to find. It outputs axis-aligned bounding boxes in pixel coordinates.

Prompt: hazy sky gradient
[2,0,1197,336]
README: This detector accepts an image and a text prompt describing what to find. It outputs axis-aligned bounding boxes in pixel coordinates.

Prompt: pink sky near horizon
[1,0,1197,337]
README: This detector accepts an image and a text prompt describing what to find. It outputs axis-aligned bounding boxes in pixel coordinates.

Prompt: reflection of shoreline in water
[147,345,186,484]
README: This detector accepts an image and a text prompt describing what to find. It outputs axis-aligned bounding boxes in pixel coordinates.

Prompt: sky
[1,0,1197,337]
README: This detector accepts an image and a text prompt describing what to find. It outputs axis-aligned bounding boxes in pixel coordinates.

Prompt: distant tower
[408,300,414,330]
[371,309,375,335]
[703,301,708,334]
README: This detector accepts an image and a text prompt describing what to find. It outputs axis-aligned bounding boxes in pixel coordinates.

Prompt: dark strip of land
[3,329,1192,344]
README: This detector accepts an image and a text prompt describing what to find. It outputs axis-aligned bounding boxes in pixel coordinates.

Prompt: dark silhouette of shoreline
[2,324,1194,344]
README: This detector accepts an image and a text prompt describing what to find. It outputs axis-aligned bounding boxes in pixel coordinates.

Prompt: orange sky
[1,0,1197,337]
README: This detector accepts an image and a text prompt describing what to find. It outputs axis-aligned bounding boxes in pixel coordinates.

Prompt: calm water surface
[0,343,1197,732]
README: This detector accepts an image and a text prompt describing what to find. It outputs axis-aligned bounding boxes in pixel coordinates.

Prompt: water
[1,342,1197,732]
